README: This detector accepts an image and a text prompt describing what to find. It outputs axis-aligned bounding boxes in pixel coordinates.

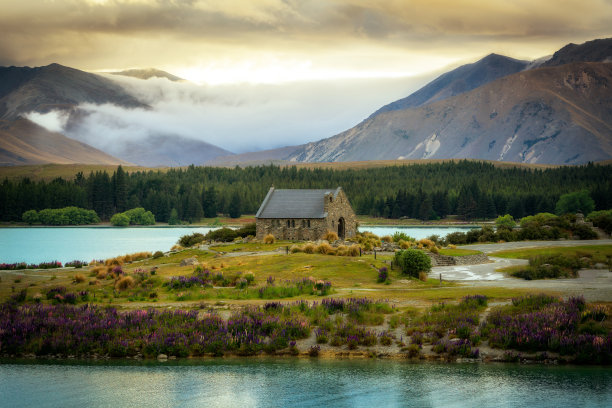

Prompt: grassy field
[490,245,612,262]
[0,159,564,182]
[438,248,483,257]
[0,239,555,309]
[0,164,162,181]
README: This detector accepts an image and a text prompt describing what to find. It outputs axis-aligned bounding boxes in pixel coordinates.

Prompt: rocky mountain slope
[284,39,612,165]
[370,54,529,117]
[0,63,145,120]
[543,38,612,67]
[287,62,612,164]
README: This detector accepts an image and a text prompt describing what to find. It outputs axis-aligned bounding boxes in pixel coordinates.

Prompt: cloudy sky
[5,0,612,154]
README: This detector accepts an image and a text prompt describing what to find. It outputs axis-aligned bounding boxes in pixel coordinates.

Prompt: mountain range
[0,64,229,166]
[0,37,611,166]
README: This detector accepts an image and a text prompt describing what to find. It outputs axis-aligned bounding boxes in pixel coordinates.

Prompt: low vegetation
[22,207,99,225]
[492,245,612,280]
[394,249,432,278]
[110,207,155,226]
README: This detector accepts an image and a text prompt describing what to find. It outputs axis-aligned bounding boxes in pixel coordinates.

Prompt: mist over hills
[0,37,611,167]
[0,63,144,120]
[0,118,129,166]
[0,63,231,166]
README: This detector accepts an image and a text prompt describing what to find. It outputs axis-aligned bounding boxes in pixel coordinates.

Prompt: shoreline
[0,223,484,229]
[0,349,582,366]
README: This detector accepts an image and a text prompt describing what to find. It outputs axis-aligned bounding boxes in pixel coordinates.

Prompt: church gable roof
[256,187,341,219]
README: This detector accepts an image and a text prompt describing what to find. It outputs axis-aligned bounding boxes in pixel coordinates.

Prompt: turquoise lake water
[0,226,476,264]
[1,360,610,408]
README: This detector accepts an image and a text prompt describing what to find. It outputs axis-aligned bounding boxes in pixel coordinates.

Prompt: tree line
[1,161,611,223]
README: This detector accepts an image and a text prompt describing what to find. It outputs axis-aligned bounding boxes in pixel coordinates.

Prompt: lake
[0,226,476,264]
[1,359,610,408]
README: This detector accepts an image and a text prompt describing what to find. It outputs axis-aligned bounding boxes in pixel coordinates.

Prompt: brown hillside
[0,118,130,166]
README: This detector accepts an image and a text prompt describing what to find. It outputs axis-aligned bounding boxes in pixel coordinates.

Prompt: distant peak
[110,68,184,82]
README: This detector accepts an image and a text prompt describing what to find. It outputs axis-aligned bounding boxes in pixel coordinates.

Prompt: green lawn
[489,245,612,262]
[438,248,482,257]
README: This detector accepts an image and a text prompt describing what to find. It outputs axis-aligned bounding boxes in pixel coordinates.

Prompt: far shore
[0,220,485,229]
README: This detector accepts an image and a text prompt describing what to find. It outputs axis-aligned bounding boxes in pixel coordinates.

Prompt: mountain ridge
[286,62,612,164]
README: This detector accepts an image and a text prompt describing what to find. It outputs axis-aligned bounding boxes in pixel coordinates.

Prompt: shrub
[394,249,432,278]
[587,209,612,234]
[381,235,393,243]
[110,213,130,226]
[308,345,321,357]
[391,231,412,243]
[206,227,238,242]
[118,208,156,225]
[347,244,360,257]
[24,207,99,225]
[22,210,39,225]
[323,230,339,242]
[405,344,421,358]
[244,272,255,284]
[153,251,164,259]
[445,231,468,245]
[555,190,595,215]
[236,223,256,238]
[316,242,334,255]
[377,267,388,283]
[65,260,87,268]
[571,224,598,240]
[263,234,275,244]
[235,278,248,289]
[178,233,206,247]
[511,254,584,280]
[302,243,316,254]
[115,276,135,291]
[73,274,86,284]
[495,214,516,229]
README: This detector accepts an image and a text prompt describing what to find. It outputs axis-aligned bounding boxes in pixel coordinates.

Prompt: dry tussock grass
[302,243,316,254]
[323,230,338,242]
[105,251,152,266]
[73,274,86,284]
[316,242,335,255]
[263,234,275,244]
[115,276,135,291]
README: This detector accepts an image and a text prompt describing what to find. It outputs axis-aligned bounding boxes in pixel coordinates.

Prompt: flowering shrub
[486,295,611,363]
[0,304,311,358]
[377,267,388,283]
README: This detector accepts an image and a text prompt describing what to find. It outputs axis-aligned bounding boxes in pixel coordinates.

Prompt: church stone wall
[255,188,357,241]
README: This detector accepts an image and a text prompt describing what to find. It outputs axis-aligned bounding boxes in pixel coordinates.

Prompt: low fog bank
[26,72,435,161]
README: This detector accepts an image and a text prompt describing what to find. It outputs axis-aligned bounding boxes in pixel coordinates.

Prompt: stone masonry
[255,187,357,241]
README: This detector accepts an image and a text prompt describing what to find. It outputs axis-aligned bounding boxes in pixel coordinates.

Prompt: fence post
[439,273,442,284]
[359,247,362,257]
[286,246,289,255]
[374,250,377,259]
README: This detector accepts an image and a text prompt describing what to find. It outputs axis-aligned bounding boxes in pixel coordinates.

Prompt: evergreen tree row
[1,161,611,223]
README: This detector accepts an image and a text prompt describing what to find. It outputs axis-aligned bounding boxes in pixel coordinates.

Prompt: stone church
[255,187,357,241]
